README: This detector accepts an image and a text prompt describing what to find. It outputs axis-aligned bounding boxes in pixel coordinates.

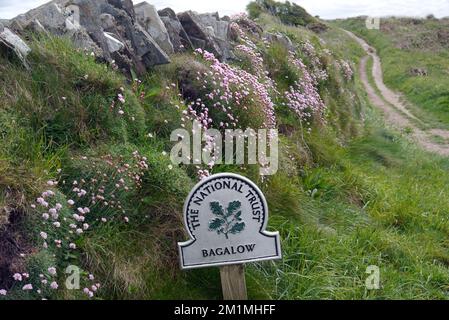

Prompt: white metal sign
[179,173,282,269]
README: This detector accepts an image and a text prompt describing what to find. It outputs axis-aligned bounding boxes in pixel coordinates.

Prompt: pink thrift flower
[22,284,33,291]
[48,267,57,276]
[13,273,22,281]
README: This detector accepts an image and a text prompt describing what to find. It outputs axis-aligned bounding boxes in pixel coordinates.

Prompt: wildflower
[50,282,58,290]
[68,199,75,206]
[13,273,22,281]
[69,243,77,249]
[22,284,33,291]
[48,267,57,276]
[0,290,6,296]
[124,217,129,223]
[40,232,48,240]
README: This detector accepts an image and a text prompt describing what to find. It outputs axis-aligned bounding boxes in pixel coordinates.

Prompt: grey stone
[71,29,103,56]
[263,32,295,51]
[158,8,193,53]
[9,0,170,76]
[178,11,231,60]
[107,0,135,19]
[11,0,71,34]
[104,32,124,53]
[0,27,31,68]
[28,19,48,33]
[99,0,170,73]
[135,2,174,54]
[197,12,229,40]
[99,13,115,30]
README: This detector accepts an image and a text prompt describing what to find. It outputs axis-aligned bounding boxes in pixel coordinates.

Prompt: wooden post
[220,264,248,300]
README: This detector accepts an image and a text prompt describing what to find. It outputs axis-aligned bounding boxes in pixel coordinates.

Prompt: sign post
[178,173,282,300]
[220,264,247,300]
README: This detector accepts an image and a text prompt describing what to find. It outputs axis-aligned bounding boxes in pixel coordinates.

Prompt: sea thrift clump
[234,44,276,91]
[182,49,277,179]
[18,150,148,299]
[338,60,354,81]
[194,48,276,129]
[300,40,329,83]
[230,13,262,40]
[284,53,326,125]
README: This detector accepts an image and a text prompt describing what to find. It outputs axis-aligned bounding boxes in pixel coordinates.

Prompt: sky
[1,0,449,20]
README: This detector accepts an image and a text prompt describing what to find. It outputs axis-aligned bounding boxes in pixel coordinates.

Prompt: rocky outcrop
[197,13,229,40]
[94,0,170,74]
[135,2,174,55]
[263,32,295,51]
[158,8,193,53]
[9,0,170,76]
[0,23,31,69]
[6,0,243,74]
[178,11,233,61]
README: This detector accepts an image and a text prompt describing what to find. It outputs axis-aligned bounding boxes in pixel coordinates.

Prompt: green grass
[335,17,449,130]
[2,12,449,300]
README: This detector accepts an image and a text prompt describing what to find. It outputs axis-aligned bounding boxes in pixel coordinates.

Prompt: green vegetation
[2,8,449,300]
[248,0,315,25]
[336,17,449,129]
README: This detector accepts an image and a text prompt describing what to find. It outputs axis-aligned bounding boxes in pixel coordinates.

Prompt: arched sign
[178,173,282,269]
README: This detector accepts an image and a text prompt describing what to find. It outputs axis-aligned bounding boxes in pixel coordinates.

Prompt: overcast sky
[1,0,449,20]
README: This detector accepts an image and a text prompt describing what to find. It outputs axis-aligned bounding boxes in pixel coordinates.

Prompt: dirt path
[345,31,449,156]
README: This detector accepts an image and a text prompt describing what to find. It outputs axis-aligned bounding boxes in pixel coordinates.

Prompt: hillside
[336,17,449,131]
[1,1,449,300]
